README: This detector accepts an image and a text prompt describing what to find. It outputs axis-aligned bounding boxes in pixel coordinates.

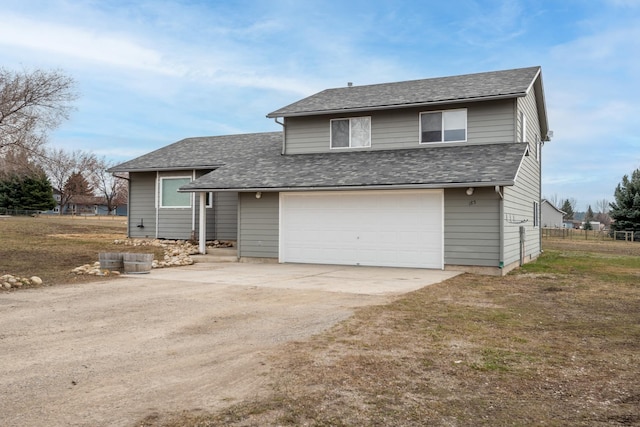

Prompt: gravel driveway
[0,263,458,426]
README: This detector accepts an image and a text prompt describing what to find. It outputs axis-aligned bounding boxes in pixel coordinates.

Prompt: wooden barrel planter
[99,252,124,272]
[123,253,154,274]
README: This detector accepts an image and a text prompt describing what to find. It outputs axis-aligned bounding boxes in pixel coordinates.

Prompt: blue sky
[1,0,638,211]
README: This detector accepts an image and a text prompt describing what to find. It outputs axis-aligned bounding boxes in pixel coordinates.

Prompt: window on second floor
[519,110,527,143]
[160,177,191,208]
[330,117,371,149]
[420,109,467,143]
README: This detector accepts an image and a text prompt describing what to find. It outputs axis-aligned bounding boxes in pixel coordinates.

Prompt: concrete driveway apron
[131,261,461,295]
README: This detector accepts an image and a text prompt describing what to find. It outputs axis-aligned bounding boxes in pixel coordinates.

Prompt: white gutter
[266,93,526,119]
[198,192,207,254]
[191,170,196,237]
[178,181,516,193]
[154,171,159,238]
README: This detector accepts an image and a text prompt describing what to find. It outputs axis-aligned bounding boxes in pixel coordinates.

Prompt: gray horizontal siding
[128,172,156,238]
[284,99,515,154]
[158,207,193,240]
[444,187,500,267]
[501,88,542,266]
[238,192,279,258]
[214,191,238,240]
[130,170,239,242]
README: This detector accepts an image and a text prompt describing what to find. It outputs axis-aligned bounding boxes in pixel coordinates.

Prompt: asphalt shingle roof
[267,66,541,117]
[110,132,526,191]
[108,132,283,172]
[169,134,527,191]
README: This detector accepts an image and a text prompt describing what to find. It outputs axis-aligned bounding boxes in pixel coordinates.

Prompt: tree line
[0,68,126,215]
[547,168,640,235]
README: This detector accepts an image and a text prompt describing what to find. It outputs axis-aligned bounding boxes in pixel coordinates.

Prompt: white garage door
[280,190,443,269]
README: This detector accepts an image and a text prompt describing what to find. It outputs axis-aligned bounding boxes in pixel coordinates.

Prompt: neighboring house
[110,66,550,275]
[42,191,127,216]
[541,199,565,228]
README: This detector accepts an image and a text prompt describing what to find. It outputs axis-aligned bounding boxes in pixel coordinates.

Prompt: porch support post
[198,192,206,254]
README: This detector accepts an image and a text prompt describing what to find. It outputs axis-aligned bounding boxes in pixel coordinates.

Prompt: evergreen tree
[0,173,55,211]
[21,173,56,210]
[0,175,20,209]
[64,171,93,197]
[610,168,640,233]
[583,205,594,230]
[560,199,574,220]
[585,205,594,221]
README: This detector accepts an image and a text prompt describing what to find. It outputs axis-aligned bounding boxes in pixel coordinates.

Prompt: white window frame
[533,201,540,227]
[205,192,213,208]
[419,108,467,144]
[330,116,371,149]
[159,176,192,208]
[519,110,527,143]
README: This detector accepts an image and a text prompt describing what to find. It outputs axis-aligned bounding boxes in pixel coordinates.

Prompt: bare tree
[595,198,609,214]
[91,157,128,215]
[0,147,42,178]
[544,193,559,208]
[43,148,96,214]
[0,68,77,163]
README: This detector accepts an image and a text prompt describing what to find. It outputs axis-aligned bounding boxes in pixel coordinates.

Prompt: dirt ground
[0,273,390,427]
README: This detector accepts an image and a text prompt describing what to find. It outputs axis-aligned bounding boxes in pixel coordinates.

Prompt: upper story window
[330,117,371,149]
[160,177,191,208]
[519,110,527,142]
[420,109,467,143]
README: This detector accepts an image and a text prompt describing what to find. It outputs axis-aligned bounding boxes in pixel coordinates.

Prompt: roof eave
[108,165,223,173]
[531,70,550,140]
[266,92,526,118]
[179,181,516,193]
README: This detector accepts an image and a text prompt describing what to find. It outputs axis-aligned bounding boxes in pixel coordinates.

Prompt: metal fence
[542,228,640,242]
[0,208,41,216]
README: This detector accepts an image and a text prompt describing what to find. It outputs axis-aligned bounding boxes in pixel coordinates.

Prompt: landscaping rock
[72,238,199,276]
[0,274,45,291]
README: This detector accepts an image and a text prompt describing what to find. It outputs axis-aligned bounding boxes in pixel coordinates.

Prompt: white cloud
[0,14,184,76]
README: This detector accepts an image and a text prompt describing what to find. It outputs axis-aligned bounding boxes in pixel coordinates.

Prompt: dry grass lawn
[144,238,640,427]
[1,217,638,425]
[0,215,163,286]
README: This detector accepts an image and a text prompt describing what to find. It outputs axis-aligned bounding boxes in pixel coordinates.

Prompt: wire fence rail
[0,208,42,217]
[0,208,123,220]
[542,227,640,242]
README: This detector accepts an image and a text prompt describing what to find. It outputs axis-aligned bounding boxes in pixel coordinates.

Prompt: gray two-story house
[110,66,550,275]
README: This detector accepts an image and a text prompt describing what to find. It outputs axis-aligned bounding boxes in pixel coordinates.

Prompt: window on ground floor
[160,177,191,208]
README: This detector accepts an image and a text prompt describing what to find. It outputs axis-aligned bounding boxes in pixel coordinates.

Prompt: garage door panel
[280,190,443,269]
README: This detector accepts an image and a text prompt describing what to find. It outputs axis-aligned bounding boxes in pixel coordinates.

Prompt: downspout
[198,192,206,254]
[191,170,196,240]
[155,171,159,239]
[496,185,504,270]
[126,176,132,238]
[274,117,286,155]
